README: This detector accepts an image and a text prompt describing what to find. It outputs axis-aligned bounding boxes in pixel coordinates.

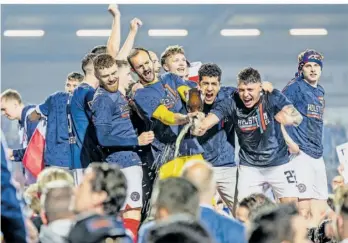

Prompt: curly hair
[90,163,127,215]
[93,54,116,77]
[198,63,222,82]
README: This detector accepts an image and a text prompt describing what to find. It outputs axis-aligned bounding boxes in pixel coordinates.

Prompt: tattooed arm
[275,104,303,126]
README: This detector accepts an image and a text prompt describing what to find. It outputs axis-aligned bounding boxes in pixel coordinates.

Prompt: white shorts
[121,165,143,210]
[237,163,299,201]
[213,166,238,210]
[291,151,328,200]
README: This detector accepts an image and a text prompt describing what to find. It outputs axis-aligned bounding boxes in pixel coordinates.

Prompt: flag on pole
[22,119,46,178]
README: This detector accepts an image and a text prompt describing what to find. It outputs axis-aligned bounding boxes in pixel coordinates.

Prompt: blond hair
[37,167,74,193]
[24,183,41,215]
[1,89,22,103]
[160,45,185,66]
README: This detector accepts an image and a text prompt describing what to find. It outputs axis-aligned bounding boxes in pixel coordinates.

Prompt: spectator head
[181,160,216,204]
[73,163,127,216]
[236,193,275,224]
[147,217,213,243]
[151,177,200,220]
[37,167,74,194]
[249,203,308,243]
[40,180,75,224]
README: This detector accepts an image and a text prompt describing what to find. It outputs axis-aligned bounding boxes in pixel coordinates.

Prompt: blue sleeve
[172,73,188,88]
[162,73,188,88]
[85,89,95,107]
[186,80,198,88]
[268,89,293,114]
[38,94,52,116]
[85,89,95,119]
[210,97,234,121]
[92,95,138,147]
[282,82,300,106]
[1,142,28,243]
[134,88,162,120]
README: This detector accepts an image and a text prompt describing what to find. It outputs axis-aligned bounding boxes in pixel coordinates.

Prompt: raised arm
[106,4,121,58]
[116,18,142,60]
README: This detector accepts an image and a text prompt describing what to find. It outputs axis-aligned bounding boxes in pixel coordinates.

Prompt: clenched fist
[130,18,143,33]
[108,4,120,17]
[138,131,154,146]
[190,112,205,136]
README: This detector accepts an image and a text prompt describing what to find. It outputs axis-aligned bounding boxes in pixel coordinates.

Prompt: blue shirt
[283,78,325,159]
[1,133,28,243]
[39,92,71,167]
[211,89,292,167]
[91,87,141,168]
[200,206,246,243]
[13,105,39,161]
[71,83,101,169]
[198,87,236,167]
[134,73,204,162]
[137,207,247,243]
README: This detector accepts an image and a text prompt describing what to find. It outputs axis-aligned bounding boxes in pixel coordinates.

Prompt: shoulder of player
[161,72,188,87]
[282,79,301,93]
[134,84,162,103]
[317,83,325,94]
[219,86,237,96]
[160,72,180,81]
[91,89,113,107]
[49,91,69,99]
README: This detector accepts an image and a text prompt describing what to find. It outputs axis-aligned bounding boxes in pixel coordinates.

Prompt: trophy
[186,88,203,112]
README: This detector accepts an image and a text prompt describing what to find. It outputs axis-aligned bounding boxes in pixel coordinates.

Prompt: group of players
[0,4,328,237]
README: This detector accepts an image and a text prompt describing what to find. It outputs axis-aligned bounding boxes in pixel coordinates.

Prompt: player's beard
[135,68,155,84]
[102,78,119,93]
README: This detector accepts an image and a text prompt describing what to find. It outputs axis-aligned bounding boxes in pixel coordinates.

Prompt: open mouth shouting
[176,67,185,74]
[243,97,253,108]
[143,69,153,80]
[205,92,215,103]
